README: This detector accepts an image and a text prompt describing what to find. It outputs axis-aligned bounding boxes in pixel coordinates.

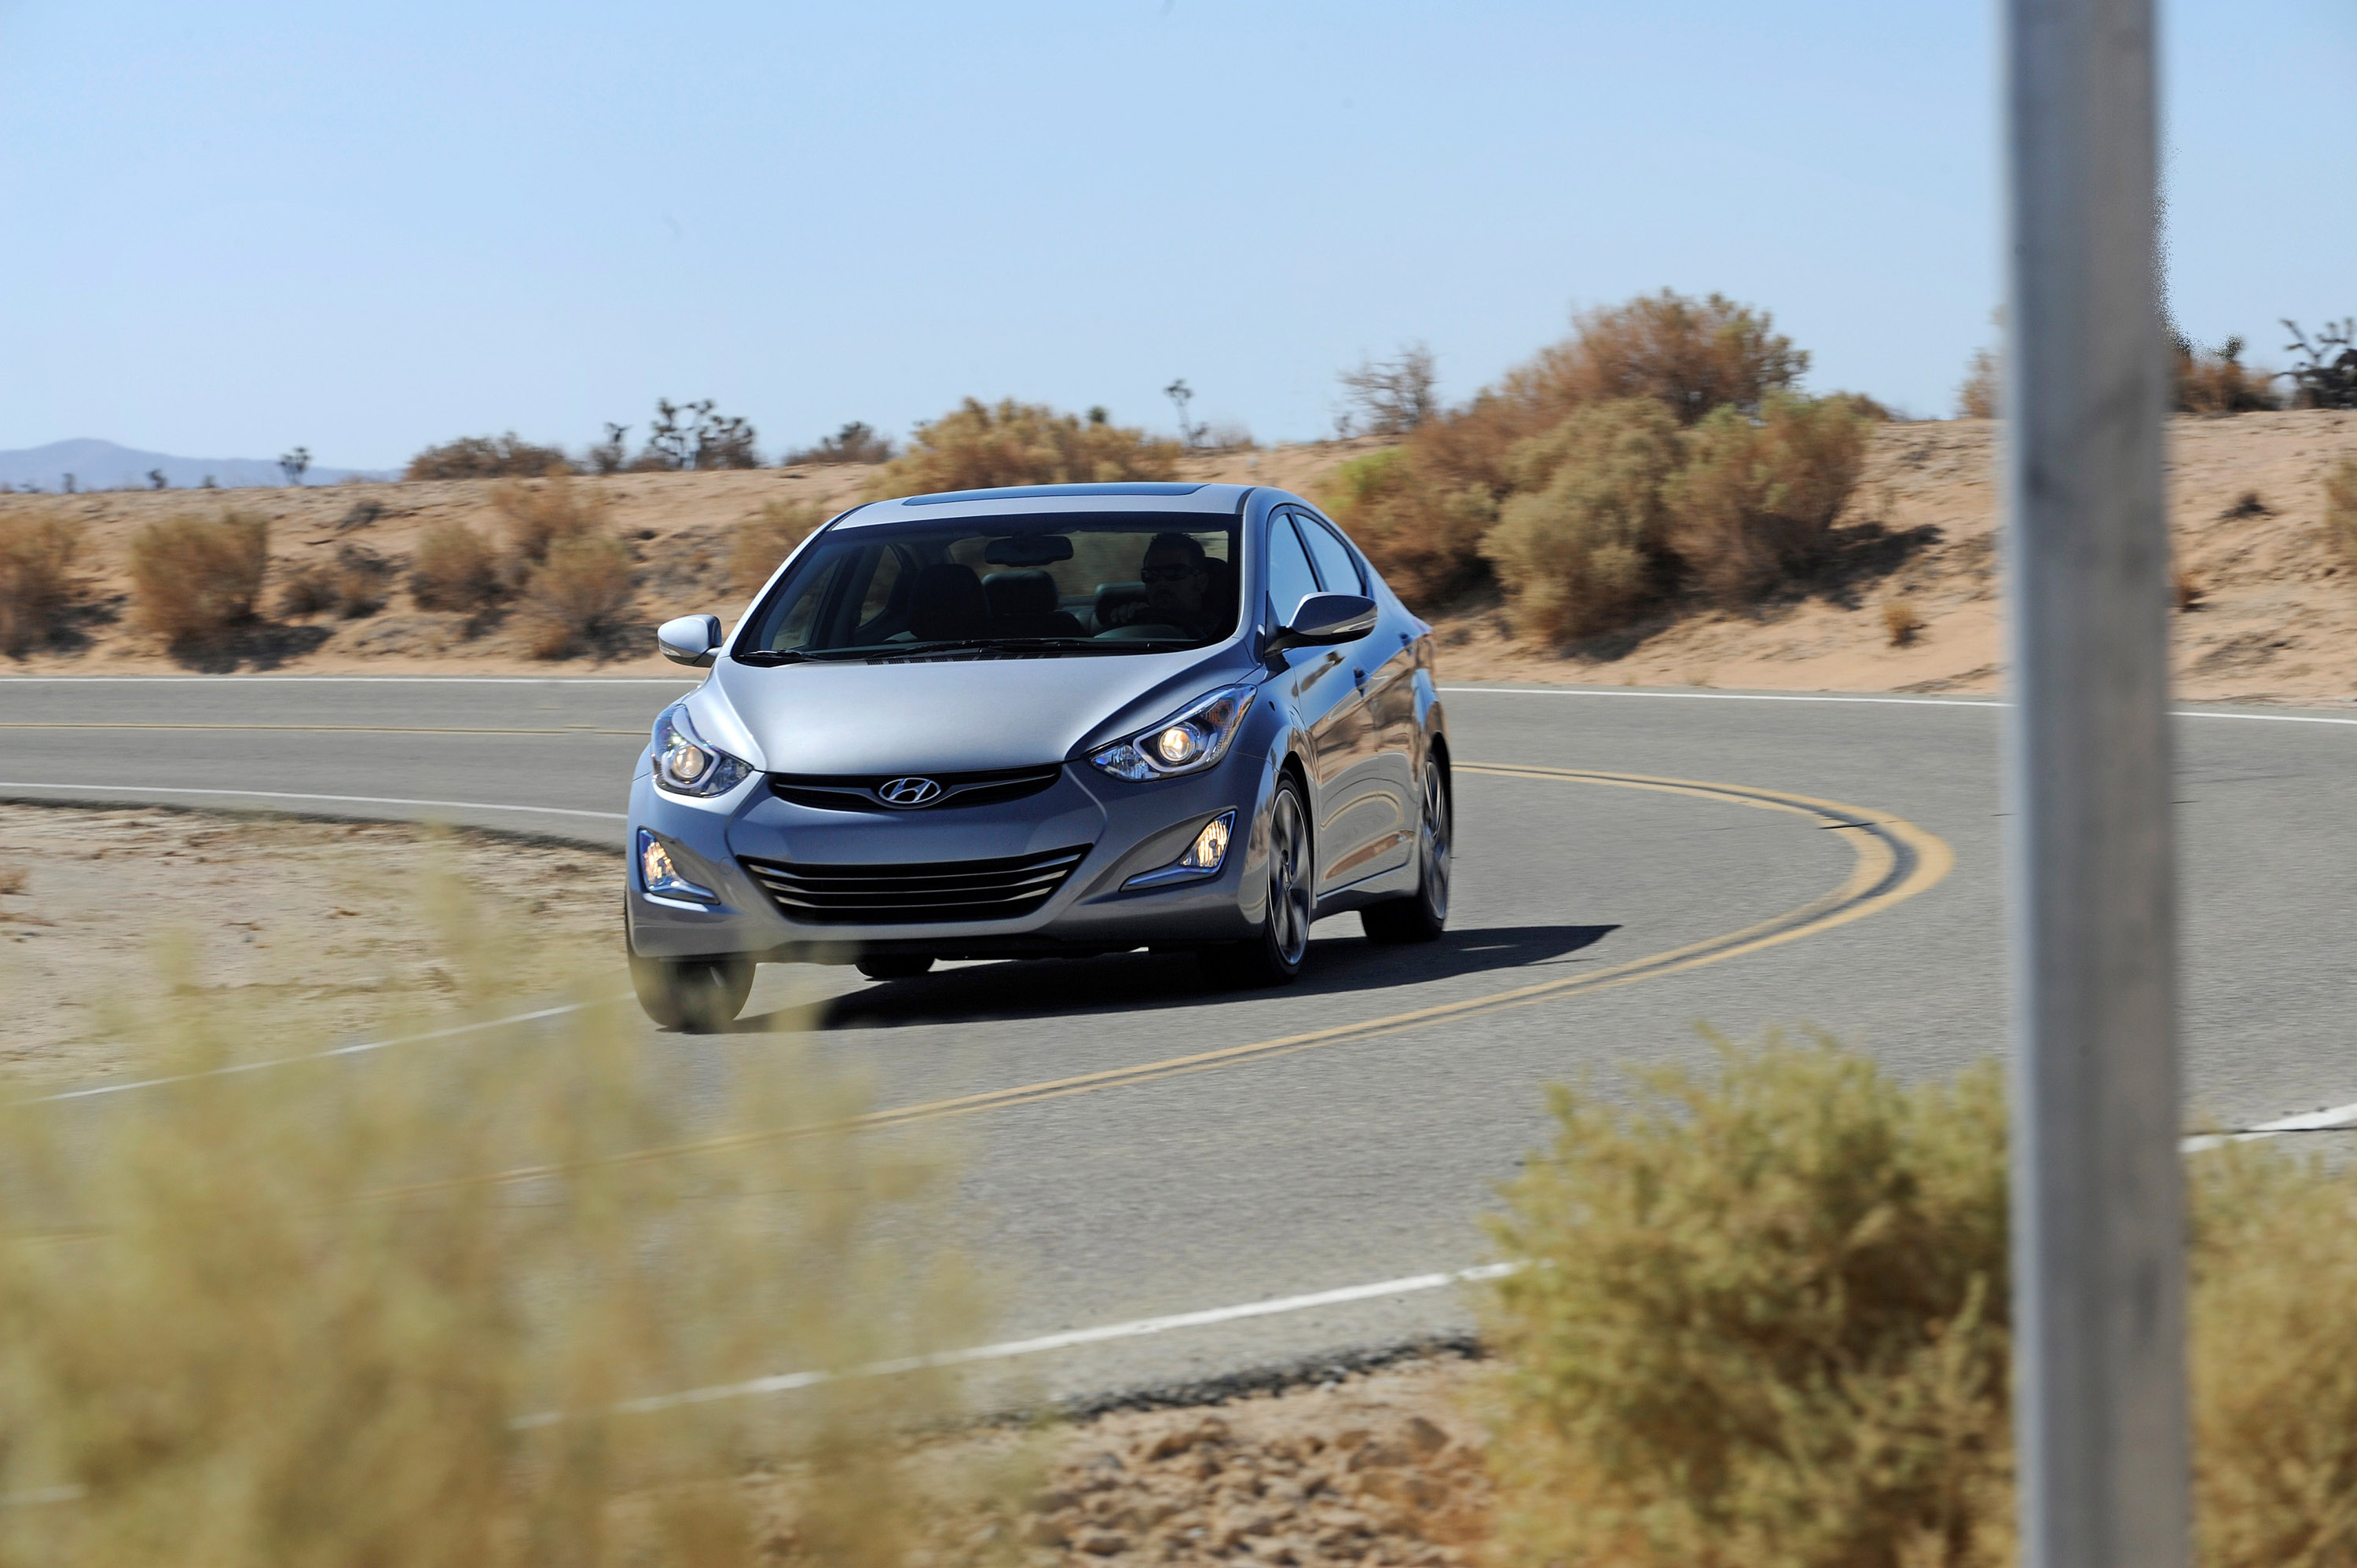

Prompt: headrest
[983,569,1058,618]
[907,562,988,641]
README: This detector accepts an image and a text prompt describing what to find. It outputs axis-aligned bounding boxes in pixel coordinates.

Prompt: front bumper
[624,753,1271,963]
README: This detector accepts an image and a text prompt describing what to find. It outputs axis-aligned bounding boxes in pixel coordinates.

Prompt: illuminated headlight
[637,829,718,902]
[1181,811,1234,871]
[652,703,753,797]
[1091,684,1255,781]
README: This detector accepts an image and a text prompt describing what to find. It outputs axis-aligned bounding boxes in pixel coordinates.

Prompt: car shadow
[735,922,1618,1035]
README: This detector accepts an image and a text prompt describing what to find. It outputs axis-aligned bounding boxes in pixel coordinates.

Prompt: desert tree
[1164,379,1208,449]
[1338,342,1441,437]
[2283,318,2357,409]
[278,447,310,485]
[147,468,168,490]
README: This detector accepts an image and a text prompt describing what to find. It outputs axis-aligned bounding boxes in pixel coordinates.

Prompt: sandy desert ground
[5,415,2355,703]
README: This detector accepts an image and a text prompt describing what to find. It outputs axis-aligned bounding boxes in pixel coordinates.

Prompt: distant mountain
[0,438,398,493]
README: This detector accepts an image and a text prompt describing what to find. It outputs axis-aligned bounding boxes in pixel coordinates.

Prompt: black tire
[856,954,936,981]
[1199,775,1314,988]
[1362,757,1450,945]
[628,951,755,1032]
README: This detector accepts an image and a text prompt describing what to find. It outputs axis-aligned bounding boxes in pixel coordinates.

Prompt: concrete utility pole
[2001,2,2188,1566]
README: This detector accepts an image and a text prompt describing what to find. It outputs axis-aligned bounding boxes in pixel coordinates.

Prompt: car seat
[982,570,1086,638]
[906,562,990,641]
[1091,581,1148,634]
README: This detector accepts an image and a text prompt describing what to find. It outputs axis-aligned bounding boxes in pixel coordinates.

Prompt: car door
[1274,507,1399,892]
[1263,510,1379,896]
[1295,511,1417,879]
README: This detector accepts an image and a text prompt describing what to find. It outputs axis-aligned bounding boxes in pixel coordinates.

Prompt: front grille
[740,844,1091,925]
[768,764,1064,815]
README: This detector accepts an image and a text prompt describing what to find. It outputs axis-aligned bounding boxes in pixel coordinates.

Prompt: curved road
[5,675,2356,1401]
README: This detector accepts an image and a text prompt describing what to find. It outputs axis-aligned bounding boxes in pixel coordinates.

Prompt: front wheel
[1200,775,1313,988]
[629,951,755,1031]
[1362,757,1450,944]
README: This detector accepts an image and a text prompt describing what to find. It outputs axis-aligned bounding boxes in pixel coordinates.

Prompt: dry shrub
[1477,399,1681,639]
[1663,395,1875,603]
[2324,456,2357,569]
[866,397,1179,497]
[2173,566,2205,613]
[0,882,979,1567]
[127,511,270,647]
[276,543,392,620]
[1484,1033,2014,1568]
[0,514,84,654]
[1956,347,2000,419]
[405,432,576,481]
[1519,291,1809,427]
[0,863,26,896]
[782,421,895,467]
[410,521,504,612]
[494,475,610,566]
[1882,598,1927,645]
[2176,337,2280,414]
[729,500,828,599]
[1321,448,1498,605]
[517,532,636,658]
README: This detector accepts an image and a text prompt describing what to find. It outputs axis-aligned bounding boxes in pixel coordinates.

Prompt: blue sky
[2,2,2350,468]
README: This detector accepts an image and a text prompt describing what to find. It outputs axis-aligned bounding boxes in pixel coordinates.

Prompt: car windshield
[735,511,1239,660]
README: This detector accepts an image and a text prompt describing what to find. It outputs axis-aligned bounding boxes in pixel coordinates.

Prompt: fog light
[1180,811,1235,871]
[637,829,717,902]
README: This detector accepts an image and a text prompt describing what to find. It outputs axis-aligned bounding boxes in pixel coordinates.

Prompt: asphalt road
[5,674,2356,1402]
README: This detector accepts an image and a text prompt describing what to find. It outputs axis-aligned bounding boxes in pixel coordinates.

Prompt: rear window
[736,512,1238,660]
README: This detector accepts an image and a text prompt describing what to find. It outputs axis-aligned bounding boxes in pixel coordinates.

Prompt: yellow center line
[442,764,1955,1192]
[0,722,643,736]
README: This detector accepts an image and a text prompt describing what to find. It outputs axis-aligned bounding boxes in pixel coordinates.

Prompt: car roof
[828,481,1259,528]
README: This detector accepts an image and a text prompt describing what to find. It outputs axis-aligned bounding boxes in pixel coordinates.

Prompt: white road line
[0,782,627,820]
[15,1000,618,1105]
[548,1262,1523,1423]
[2181,1097,2357,1152]
[1437,685,2357,726]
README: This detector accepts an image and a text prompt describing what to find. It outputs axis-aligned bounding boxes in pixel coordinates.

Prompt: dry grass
[276,542,392,620]
[1476,398,1681,639]
[125,511,269,648]
[2177,339,2282,415]
[2173,565,2207,614]
[409,520,504,612]
[0,513,84,655]
[2326,456,2357,569]
[1956,347,2000,419]
[729,500,829,599]
[0,875,984,1566]
[865,398,1180,497]
[1882,598,1927,646]
[494,475,610,566]
[515,532,637,658]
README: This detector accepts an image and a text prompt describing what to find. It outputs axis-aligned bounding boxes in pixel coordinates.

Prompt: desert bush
[127,511,270,647]
[729,499,828,599]
[1476,399,1682,639]
[867,397,1180,497]
[0,881,977,1567]
[1484,1032,2014,1568]
[410,521,504,612]
[2282,318,2357,409]
[782,421,895,466]
[276,543,392,620]
[516,531,636,658]
[2176,336,2280,414]
[405,432,576,481]
[1956,347,2000,419]
[1882,598,1927,645]
[493,475,610,566]
[0,514,84,654]
[1662,394,1876,603]
[1320,448,1499,605]
[2325,457,2357,569]
[628,398,761,471]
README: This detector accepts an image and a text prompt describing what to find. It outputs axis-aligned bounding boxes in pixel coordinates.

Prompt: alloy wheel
[1266,786,1312,967]
[1417,759,1451,923]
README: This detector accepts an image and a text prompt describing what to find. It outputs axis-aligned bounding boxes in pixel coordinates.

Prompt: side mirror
[1266,592,1377,654]
[657,614,724,668]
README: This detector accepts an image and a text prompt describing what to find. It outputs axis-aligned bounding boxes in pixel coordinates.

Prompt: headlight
[1090,683,1256,781]
[637,829,718,902]
[652,703,753,797]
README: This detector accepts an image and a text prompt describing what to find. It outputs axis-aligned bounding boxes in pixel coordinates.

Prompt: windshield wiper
[731,648,811,666]
[864,636,1106,660]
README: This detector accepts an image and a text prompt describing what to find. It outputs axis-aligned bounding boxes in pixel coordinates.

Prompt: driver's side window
[1264,514,1321,629]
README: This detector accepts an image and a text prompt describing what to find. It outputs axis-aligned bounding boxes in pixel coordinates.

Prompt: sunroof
[900,482,1208,506]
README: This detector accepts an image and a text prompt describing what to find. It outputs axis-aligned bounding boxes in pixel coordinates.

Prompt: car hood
[694,650,1243,775]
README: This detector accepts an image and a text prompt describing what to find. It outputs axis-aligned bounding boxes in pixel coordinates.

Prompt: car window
[1296,514,1365,594]
[1264,514,1321,628]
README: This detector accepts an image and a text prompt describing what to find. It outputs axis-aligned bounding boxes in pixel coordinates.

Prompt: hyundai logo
[875,776,944,808]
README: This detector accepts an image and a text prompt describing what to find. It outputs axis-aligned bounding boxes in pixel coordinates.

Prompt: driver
[1107,531,1219,637]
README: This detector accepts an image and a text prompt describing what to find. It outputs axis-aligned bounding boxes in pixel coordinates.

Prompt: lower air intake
[739,844,1091,925]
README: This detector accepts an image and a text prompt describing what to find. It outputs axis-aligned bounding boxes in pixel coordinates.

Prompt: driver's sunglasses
[1140,563,1201,584]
